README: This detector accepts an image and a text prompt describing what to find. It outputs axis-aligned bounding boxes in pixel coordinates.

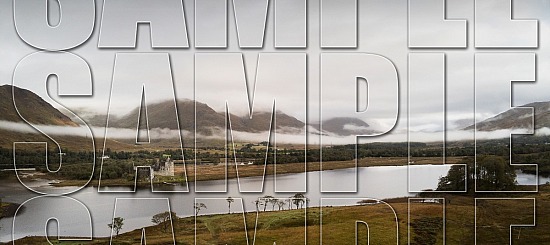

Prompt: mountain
[0,85,78,126]
[0,85,112,152]
[312,117,376,136]
[80,98,380,136]
[105,100,306,135]
[466,101,550,131]
[102,100,377,136]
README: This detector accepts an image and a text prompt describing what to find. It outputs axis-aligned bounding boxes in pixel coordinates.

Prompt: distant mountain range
[0,85,378,137]
[103,100,305,134]
[17,84,550,138]
[101,100,375,136]
[466,101,550,131]
[3,83,550,152]
[98,99,550,134]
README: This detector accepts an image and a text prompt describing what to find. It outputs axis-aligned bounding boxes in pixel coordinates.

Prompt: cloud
[0,120,183,140]
[342,124,370,131]
[4,119,549,146]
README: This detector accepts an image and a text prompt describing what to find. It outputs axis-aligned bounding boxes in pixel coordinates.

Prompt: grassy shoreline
[7,184,550,244]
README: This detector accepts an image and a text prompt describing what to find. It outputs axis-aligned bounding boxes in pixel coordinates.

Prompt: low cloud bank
[1,120,547,145]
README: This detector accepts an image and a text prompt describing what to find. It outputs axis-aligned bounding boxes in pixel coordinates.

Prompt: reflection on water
[0,165,542,242]
[515,170,550,185]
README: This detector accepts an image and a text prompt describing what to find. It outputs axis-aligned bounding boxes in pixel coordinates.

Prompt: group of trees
[196,194,308,217]
[108,211,178,237]
[106,194,307,238]
[1,147,95,169]
[253,193,308,212]
[437,156,517,192]
[7,133,550,183]
[38,160,135,181]
[0,142,436,170]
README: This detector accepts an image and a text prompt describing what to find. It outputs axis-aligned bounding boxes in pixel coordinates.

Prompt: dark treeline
[3,135,550,179]
[437,156,517,192]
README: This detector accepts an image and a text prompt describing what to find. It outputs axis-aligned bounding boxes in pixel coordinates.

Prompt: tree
[437,156,516,192]
[285,199,292,210]
[108,217,124,237]
[437,164,468,191]
[151,211,176,232]
[292,193,305,209]
[276,200,286,211]
[269,198,279,211]
[194,202,207,216]
[226,197,234,214]
[253,200,261,212]
[476,155,516,191]
[262,195,273,212]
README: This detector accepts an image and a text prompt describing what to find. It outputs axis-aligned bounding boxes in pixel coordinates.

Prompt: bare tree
[262,195,274,212]
[253,200,261,212]
[108,217,124,237]
[270,198,279,211]
[286,199,292,210]
[152,211,176,232]
[292,193,306,209]
[276,200,286,211]
[194,202,207,216]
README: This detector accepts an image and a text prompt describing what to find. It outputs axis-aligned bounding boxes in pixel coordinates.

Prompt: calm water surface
[0,165,544,242]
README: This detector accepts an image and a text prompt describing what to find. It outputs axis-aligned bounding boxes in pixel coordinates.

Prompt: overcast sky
[2,0,550,144]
